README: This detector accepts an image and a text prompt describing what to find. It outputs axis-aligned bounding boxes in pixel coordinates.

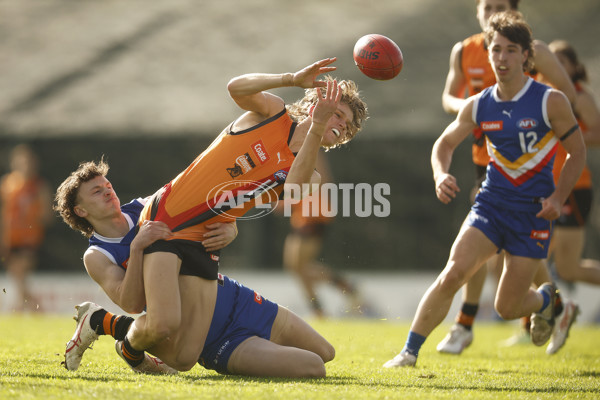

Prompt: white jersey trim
[84,245,117,266]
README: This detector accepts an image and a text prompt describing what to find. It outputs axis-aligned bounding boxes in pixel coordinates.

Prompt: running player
[57,161,334,377]
[1,144,52,312]
[437,0,576,354]
[282,152,368,318]
[384,11,586,368]
[543,39,600,354]
[55,58,368,374]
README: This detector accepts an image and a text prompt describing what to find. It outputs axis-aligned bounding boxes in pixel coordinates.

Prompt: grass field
[1,314,599,399]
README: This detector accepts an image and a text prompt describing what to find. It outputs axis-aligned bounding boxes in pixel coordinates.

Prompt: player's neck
[496,74,528,101]
[288,118,311,152]
[92,212,130,238]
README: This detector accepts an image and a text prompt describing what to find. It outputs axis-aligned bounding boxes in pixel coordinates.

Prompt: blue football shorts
[467,197,554,259]
[198,274,279,374]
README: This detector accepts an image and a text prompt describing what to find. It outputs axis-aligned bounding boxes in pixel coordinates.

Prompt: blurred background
[1,0,599,320]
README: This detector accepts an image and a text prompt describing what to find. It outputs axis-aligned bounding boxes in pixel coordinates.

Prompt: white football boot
[546,300,579,355]
[530,283,557,346]
[63,302,102,370]
[436,324,473,354]
[115,340,178,375]
[382,351,417,368]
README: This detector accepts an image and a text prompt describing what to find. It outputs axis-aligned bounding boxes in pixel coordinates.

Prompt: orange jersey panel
[461,33,496,97]
[140,109,297,241]
[1,173,46,248]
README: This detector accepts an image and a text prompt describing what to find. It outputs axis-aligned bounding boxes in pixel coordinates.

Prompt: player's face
[488,32,528,82]
[477,0,513,31]
[321,102,353,148]
[75,175,121,219]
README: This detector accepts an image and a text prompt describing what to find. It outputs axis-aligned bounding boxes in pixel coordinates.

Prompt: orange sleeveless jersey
[140,109,297,241]
[0,173,46,248]
[552,83,591,189]
[461,33,497,167]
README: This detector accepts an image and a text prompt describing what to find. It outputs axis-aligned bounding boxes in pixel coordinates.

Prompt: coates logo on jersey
[251,140,270,164]
[517,118,538,130]
[481,121,503,131]
[530,229,550,240]
[254,291,263,304]
[206,179,281,220]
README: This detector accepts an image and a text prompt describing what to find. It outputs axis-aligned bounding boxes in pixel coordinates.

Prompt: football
[353,34,403,80]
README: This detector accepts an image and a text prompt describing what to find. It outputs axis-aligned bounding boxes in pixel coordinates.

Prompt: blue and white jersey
[85,198,147,270]
[474,78,557,211]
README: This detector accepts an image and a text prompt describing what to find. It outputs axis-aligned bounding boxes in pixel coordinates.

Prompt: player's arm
[532,40,576,105]
[285,80,341,197]
[83,249,145,314]
[84,220,173,313]
[442,42,468,114]
[432,97,478,204]
[576,87,600,146]
[537,90,586,221]
[227,58,337,118]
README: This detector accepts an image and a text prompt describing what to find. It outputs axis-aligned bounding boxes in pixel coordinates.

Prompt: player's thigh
[228,336,325,378]
[142,251,182,330]
[148,275,217,370]
[270,305,334,362]
[496,254,541,308]
[443,225,498,287]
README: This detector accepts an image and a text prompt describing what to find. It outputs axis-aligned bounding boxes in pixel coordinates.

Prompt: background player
[542,39,600,354]
[437,0,576,354]
[282,152,369,318]
[384,12,586,368]
[1,144,52,312]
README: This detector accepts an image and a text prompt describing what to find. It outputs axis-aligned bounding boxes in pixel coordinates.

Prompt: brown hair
[476,0,520,9]
[549,40,588,83]
[54,159,109,237]
[484,11,534,71]
[286,76,369,149]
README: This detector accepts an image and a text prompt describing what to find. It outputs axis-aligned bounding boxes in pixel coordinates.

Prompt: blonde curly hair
[286,76,368,149]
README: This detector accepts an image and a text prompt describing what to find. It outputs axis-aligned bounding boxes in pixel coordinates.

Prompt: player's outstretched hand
[292,58,337,88]
[312,79,342,127]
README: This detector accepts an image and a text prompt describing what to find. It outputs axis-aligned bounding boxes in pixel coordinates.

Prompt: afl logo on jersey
[517,118,538,130]
[274,170,288,183]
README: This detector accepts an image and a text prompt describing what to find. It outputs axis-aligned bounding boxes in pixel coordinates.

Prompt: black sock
[89,310,133,340]
[89,309,108,334]
[121,336,144,367]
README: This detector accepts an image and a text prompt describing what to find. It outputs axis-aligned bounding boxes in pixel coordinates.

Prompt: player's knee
[437,266,465,293]
[145,318,180,343]
[319,342,335,363]
[303,352,327,378]
[555,267,577,283]
[169,359,197,372]
[494,301,519,320]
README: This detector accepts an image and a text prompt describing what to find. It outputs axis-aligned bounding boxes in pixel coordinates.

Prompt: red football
[353,34,403,80]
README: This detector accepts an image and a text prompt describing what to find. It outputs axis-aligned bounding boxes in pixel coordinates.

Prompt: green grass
[1,315,599,399]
